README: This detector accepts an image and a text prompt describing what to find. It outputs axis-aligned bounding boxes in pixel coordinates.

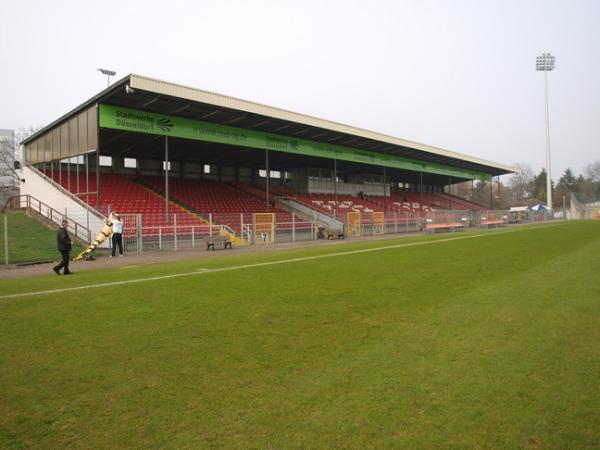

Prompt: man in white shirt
[110,213,124,257]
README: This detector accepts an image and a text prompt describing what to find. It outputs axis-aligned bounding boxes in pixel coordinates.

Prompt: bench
[206,236,232,250]
[480,219,506,228]
[424,222,465,233]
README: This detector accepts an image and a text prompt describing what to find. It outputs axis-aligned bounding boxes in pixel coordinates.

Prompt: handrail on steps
[6,194,91,243]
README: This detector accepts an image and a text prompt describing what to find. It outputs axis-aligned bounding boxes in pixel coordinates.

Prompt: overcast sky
[1,0,599,181]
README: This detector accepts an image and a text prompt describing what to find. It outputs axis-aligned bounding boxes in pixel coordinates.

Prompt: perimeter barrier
[2,202,558,264]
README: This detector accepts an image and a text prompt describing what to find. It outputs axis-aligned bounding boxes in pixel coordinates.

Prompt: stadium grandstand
[16,74,515,249]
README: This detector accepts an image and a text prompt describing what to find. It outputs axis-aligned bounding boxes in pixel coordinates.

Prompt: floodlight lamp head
[97,68,117,76]
[535,53,555,71]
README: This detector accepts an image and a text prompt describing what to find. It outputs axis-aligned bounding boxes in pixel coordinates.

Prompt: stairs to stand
[134,179,249,245]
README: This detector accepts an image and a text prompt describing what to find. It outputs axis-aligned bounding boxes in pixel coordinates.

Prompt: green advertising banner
[98,104,489,180]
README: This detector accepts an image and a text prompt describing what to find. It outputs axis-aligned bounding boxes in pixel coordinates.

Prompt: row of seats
[234,183,385,224]
[41,169,484,236]
[139,177,297,233]
[366,192,485,214]
[43,171,210,233]
[231,182,485,222]
[297,194,383,223]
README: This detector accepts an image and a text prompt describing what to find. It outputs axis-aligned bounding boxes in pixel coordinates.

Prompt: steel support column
[382,166,387,212]
[333,159,338,220]
[265,149,270,209]
[165,136,169,221]
[420,171,423,206]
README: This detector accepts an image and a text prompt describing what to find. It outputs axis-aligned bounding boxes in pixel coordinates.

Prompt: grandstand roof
[23,74,516,180]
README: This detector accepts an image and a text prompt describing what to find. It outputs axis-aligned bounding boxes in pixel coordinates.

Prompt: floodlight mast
[536,53,555,210]
[97,68,116,88]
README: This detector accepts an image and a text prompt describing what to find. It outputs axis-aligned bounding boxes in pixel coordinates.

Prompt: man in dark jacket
[53,220,73,275]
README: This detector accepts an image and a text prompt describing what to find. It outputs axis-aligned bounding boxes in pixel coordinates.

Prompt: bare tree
[472,180,491,207]
[454,181,474,202]
[585,161,600,183]
[0,127,38,207]
[583,161,600,201]
[507,163,534,205]
[0,132,19,206]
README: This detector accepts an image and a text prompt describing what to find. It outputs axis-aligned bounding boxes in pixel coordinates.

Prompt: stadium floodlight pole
[536,52,556,210]
[97,68,116,87]
[420,171,423,206]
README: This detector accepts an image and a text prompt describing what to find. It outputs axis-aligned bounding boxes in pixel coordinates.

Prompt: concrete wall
[20,165,107,246]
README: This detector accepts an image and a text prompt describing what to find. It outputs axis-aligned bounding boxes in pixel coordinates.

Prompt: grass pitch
[1,221,599,448]
[0,212,84,264]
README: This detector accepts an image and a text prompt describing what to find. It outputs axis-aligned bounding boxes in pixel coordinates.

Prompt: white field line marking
[0,226,549,301]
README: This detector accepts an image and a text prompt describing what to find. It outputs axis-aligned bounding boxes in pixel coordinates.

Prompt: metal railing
[3,203,555,264]
[6,194,91,243]
[119,221,320,253]
[109,210,454,254]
